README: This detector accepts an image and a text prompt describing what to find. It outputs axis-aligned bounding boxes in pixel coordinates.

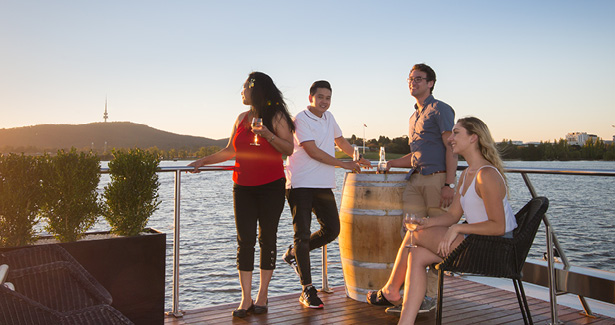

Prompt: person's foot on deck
[300,285,324,309]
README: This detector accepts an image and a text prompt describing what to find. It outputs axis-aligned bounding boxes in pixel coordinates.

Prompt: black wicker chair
[434,196,549,325]
[0,245,133,325]
[0,244,112,304]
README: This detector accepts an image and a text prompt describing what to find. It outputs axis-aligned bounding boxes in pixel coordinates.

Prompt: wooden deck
[164,275,613,324]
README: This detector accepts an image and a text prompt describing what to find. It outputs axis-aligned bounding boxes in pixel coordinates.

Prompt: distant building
[566,132,598,146]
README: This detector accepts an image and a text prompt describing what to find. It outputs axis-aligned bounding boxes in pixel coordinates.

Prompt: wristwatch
[444,183,456,189]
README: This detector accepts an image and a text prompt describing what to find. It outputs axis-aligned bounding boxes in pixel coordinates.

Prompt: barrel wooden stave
[338,171,407,302]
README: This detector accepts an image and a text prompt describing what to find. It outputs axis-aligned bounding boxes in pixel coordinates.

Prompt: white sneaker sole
[299,298,324,309]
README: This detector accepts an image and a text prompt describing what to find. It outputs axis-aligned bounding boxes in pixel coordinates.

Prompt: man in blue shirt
[367,63,458,314]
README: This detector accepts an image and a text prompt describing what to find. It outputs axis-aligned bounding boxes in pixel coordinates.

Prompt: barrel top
[343,171,408,182]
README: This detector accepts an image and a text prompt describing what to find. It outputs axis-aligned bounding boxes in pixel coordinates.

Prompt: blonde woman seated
[397,117,517,324]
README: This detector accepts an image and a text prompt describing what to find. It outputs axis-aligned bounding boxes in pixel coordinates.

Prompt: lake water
[93,160,615,311]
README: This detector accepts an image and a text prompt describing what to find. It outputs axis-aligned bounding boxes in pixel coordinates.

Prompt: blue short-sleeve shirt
[408,95,455,175]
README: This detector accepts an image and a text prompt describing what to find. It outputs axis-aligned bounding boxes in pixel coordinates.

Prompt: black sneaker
[283,245,300,276]
[299,285,324,309]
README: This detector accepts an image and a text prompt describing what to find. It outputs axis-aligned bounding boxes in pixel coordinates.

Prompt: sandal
[366,289,400,306]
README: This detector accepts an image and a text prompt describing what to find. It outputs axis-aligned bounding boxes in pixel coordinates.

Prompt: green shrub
[103,149,161,236]
[40,149,102,242]
[0,154,45,247]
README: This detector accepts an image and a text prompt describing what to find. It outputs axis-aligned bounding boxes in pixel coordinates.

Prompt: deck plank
[164,275,613,324]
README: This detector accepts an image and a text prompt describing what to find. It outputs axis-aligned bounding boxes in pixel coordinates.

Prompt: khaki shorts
[402,172,448,219]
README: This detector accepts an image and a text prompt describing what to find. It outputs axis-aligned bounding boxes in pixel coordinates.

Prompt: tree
[40,149,101,242]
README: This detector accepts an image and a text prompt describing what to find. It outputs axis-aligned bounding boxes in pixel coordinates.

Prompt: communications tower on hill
[103,97,109,122]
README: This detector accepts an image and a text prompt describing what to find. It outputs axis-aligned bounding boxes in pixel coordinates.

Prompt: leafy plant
[103,149,161,236]
[39,149,102,242]
[0,154,46,247]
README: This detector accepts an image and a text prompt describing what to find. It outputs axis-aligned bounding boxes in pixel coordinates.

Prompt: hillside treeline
[497,138,615,161]
[348,135,615,161]
[0,145,222,161]
[4,136,614,161]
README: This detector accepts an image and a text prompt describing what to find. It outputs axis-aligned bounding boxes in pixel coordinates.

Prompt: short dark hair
[411,63,436,93]
[309,80,332,96]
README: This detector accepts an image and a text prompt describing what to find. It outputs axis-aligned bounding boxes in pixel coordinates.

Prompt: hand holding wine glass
[404,213,421,248]
[250,117,263,146]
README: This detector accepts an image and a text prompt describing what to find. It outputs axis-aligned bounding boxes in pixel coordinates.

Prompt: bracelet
[267,135,275,143]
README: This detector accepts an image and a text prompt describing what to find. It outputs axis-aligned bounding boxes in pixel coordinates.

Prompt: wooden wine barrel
[338,171,407,302]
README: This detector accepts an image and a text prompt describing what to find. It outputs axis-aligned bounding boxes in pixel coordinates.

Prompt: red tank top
[233,114,285,186]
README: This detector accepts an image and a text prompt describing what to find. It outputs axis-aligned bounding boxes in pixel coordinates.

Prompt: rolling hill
[0,122,228,152]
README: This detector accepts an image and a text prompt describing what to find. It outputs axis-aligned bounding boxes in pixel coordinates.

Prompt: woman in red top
[189,72,294,318]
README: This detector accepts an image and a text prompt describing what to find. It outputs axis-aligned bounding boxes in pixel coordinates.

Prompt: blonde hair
[457,116,507,186]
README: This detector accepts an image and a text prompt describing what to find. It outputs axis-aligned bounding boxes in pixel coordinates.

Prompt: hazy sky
[2,1,614,143]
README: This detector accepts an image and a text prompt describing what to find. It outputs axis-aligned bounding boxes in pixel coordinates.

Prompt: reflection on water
[94,160,615,310]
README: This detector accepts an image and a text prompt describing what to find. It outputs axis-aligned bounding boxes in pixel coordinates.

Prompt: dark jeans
[233,178,285,271]
[286,188,340,286]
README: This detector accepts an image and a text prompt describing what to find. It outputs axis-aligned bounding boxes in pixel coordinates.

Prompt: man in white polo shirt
[283,80,370,309]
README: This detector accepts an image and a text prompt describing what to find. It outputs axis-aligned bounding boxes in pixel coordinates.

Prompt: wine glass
[404,213,421,248]
[250,118,263,146]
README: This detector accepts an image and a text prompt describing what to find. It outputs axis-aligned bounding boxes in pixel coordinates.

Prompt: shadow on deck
[164,275,613,324]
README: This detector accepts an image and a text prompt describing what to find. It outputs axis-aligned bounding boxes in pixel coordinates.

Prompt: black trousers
[233,178,285,271]
[286,188,340,286]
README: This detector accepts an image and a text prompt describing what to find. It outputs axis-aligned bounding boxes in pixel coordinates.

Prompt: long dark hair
[247,71,295,133]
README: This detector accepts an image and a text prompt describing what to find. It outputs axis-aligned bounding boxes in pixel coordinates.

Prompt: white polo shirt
[285,109,343,189]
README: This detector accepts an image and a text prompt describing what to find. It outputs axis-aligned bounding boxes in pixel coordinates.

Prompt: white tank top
[459,165,517,233]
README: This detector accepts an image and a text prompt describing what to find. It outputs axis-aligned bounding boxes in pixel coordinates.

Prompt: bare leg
[256,269,273,306]
[398,227,464,324]
[380,230,414,302]
[398,247,440,324]
[425,207,446,299]
[238,270,253,309]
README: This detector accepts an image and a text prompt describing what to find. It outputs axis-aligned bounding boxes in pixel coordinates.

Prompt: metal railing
[118,165,615,321]
[505,166,615,325]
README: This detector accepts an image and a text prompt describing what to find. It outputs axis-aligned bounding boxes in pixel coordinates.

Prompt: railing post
[166,169,184,317]
[545,223,560,324]
[320,245,333,293]
[521,172,561,324]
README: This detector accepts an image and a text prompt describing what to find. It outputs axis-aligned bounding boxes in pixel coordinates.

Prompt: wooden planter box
[1,228,166,325]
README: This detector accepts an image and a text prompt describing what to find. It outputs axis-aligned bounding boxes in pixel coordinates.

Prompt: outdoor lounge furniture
[0,244,111,304]
[435,196,549,325]
[0,245,133,325]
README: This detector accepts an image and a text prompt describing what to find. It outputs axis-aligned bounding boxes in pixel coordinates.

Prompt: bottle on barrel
[377,146,387,174]
[353,146,360,173]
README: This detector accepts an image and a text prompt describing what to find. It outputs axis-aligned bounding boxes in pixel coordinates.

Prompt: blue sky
[2,1,614,143]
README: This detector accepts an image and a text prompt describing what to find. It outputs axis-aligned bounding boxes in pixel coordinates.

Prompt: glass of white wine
[250,117,263,146]
[404,213,421,248]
